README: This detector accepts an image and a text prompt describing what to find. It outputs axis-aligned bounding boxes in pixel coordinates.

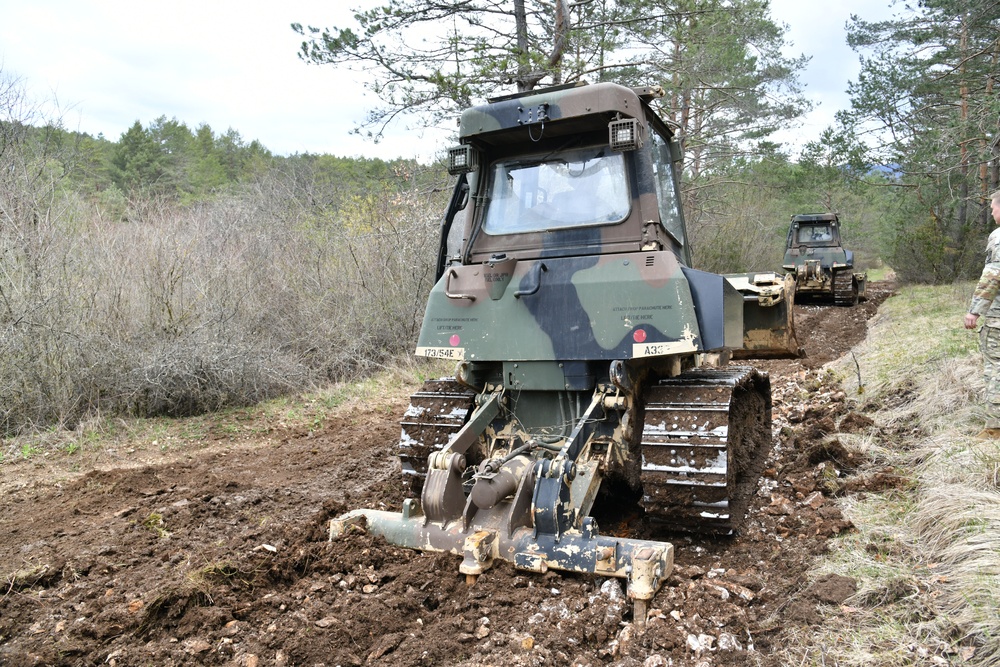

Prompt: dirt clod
[808,573,859,605]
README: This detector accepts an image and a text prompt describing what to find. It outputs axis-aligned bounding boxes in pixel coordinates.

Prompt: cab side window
[650,131,686,249]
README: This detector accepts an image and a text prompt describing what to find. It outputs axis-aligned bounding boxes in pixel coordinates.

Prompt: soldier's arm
[969,263,1000,316]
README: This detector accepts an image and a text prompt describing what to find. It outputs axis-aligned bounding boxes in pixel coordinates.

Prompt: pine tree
[841,0,1000,282]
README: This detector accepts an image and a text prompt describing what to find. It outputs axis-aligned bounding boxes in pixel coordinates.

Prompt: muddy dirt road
[0,283,895,667]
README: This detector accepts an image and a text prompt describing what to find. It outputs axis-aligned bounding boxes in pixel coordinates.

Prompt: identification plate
[415,346,466,360]
[632,341,697,358]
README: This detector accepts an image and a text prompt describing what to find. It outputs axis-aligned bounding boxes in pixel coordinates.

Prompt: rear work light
[609,118,642,151]
[447,145,480,175]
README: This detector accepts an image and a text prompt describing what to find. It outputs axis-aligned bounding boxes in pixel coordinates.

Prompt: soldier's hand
[965,313,980,330]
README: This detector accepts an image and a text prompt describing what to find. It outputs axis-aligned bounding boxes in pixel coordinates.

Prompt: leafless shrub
[0,83,449,435]
[0,70,36,163]
[686,180,788,273]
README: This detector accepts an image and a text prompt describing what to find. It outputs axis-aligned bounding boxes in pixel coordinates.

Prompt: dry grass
[0,356,453,508]
[779,283,999,665]
[913,449,1000,664]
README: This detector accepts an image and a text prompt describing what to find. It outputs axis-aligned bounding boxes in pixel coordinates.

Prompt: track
[638,367,772,533]
[397,378,475,497]
[397,368,773,534]
[833,269,858,306]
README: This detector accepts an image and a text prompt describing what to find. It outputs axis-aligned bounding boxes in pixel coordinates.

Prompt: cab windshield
[482,146,630,235]
[798,224,833,243]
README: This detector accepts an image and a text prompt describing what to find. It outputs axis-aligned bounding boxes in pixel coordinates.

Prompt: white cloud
[0,0,444,159]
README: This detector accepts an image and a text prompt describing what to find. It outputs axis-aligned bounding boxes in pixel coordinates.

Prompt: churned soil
[0,282,895,667]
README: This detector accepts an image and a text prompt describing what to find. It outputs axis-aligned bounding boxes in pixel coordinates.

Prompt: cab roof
[458,81,662,145]
[791,213,839,223]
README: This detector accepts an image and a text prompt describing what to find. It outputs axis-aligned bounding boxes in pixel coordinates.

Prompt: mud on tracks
[0,282,896,667]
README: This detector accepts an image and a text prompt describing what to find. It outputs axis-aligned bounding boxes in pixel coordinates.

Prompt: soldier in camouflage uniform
[964,190,1000,437]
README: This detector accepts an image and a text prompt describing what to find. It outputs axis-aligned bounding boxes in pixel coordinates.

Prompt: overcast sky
[0,0,898,161]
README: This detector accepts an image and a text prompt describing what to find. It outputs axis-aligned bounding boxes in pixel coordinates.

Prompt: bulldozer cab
[420,82,747,368]
[432,82,797,363]
[438,82,692,273]
[784,213,849,266]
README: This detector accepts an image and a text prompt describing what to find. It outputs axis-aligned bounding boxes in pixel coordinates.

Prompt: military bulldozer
[783,213,867,306]
[330,82,798,621]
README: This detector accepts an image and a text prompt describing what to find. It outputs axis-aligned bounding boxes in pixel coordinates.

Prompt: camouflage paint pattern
[459,82,659,143]
[968,226,1000,321]
[979,326,1000,428]
[455,83,678,265]
[416,82,740,373]
[417,251,716,363]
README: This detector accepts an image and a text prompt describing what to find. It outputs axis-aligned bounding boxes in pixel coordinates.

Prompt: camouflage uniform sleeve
[970,264,1000,316]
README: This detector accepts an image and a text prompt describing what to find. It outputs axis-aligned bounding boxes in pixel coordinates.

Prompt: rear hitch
[329,501,673,627]
[330,384,674,627]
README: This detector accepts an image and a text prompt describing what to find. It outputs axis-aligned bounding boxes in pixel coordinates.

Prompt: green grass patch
[864,265,896,282]
[140,512,170,538]
[19,442,41,459]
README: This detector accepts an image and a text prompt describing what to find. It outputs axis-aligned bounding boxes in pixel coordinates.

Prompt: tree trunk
[514,0,529,92]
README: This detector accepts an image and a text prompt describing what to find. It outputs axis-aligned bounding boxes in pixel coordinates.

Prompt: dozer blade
[724,272,802,359]
[639,367,772,533]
